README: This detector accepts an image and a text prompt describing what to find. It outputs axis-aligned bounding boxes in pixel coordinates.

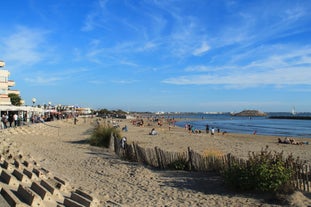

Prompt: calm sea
[173,113,311,138]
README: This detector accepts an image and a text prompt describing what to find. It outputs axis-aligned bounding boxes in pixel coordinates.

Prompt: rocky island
[232,110,267,117]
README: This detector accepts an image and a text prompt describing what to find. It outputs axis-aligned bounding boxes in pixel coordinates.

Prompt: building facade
[0,60,43,125]
[0,61,14,105]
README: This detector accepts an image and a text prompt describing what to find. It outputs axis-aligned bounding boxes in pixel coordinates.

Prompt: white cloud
[111,79,138,84]
[24,76,63,85]
[24,67,89,85]
[184,65,223,72]
[163,67,311,87]
[2,26,49,66]
[193,41,210,56]
[198,100,282,110]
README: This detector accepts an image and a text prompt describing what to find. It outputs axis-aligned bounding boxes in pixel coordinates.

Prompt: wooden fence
[114,137,311,192]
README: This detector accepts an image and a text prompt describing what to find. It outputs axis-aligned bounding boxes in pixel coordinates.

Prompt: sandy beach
[1,117,311,206]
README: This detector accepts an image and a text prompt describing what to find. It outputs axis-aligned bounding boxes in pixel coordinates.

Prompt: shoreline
[120,118,311,164]
[172,116,311,139]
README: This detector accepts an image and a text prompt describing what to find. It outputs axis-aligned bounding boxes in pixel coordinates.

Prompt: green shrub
[88,125,121,148]
[167,157,189,170]
[223,147,294,193]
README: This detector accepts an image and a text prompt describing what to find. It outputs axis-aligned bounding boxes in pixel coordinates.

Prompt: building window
[0,89,7,94]
[0,76,8,82]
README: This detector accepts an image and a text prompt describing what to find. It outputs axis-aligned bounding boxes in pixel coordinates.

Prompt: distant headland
[231,110,267,117]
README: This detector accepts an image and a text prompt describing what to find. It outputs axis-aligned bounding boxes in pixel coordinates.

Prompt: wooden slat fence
[114,137,311,192]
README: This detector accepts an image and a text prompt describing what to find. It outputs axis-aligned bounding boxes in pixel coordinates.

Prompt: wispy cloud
[163,67,311,87]
[24,67,89,85]
[163,44,311,87]
[193,41,210,56]
[81,0,108,32]
[111,79,139,84]
[198,100,283,111]
[2,26,50,68]
[81,0,211,61]
[24,76,63,85]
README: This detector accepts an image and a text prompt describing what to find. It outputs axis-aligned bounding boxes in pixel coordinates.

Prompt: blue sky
[1,0,311,112]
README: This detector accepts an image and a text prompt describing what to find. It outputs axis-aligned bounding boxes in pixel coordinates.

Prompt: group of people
[1,113,19,129]
[184,123,222,135]
[184,124,202,134]
[278,137,309,145]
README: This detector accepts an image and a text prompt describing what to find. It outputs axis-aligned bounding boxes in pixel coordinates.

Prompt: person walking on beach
[13,113,18,127]
[205,124,209,134]
[2,114,8,129]
[8,114,14,127]
[211,127,215,135]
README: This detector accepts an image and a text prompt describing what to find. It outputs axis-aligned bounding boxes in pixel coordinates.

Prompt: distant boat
[292,107,296,115]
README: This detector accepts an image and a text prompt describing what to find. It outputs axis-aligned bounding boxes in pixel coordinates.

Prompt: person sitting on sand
[284,137,291,144]
[289,138,299,145]
[149,128,158,135]
[122,125,128,132]
[278,137,291,144]
[278,137,309,145]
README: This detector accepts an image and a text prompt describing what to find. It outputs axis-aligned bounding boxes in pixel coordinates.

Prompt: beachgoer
[290,138,299,145]
[211,127,215,135]
[191,125,195,133]
[278,138,284,143]
[158,121,162,127]
[284,137,291,144]
[122,125,128,132]
[8,114,14,127]
[121,137,127,149]
[2,114,8,129]
[149,128,157,135]
[13,113,18,127]
[205,124,209,134]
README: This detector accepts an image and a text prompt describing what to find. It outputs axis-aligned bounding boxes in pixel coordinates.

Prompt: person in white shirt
[13,113,18,127]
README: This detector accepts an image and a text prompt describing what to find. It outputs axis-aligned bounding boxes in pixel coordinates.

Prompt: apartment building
[0,60,43,125]
[0,60,21,105]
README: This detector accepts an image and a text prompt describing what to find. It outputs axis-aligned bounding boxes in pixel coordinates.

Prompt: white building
[0,60,43,124]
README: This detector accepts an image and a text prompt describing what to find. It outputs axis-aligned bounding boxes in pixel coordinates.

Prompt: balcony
[8,90,20,95]
[8,80,15,87]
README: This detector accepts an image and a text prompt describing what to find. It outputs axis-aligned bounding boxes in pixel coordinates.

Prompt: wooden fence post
[155,147,162,169]
[188,147,192,171]
[132,142,139,163]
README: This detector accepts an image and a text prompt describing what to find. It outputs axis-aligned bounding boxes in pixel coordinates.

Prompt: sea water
[174,113,311,138]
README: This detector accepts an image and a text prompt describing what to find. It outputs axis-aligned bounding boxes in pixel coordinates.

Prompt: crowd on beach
[128,115,231,137]
[1,111,81,129]
[126,115,311,149]
[278,137,309,145]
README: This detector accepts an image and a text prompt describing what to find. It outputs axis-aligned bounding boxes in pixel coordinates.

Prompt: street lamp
[31,98,36,123]
[32,98,36,106]
[48,101,51,120]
